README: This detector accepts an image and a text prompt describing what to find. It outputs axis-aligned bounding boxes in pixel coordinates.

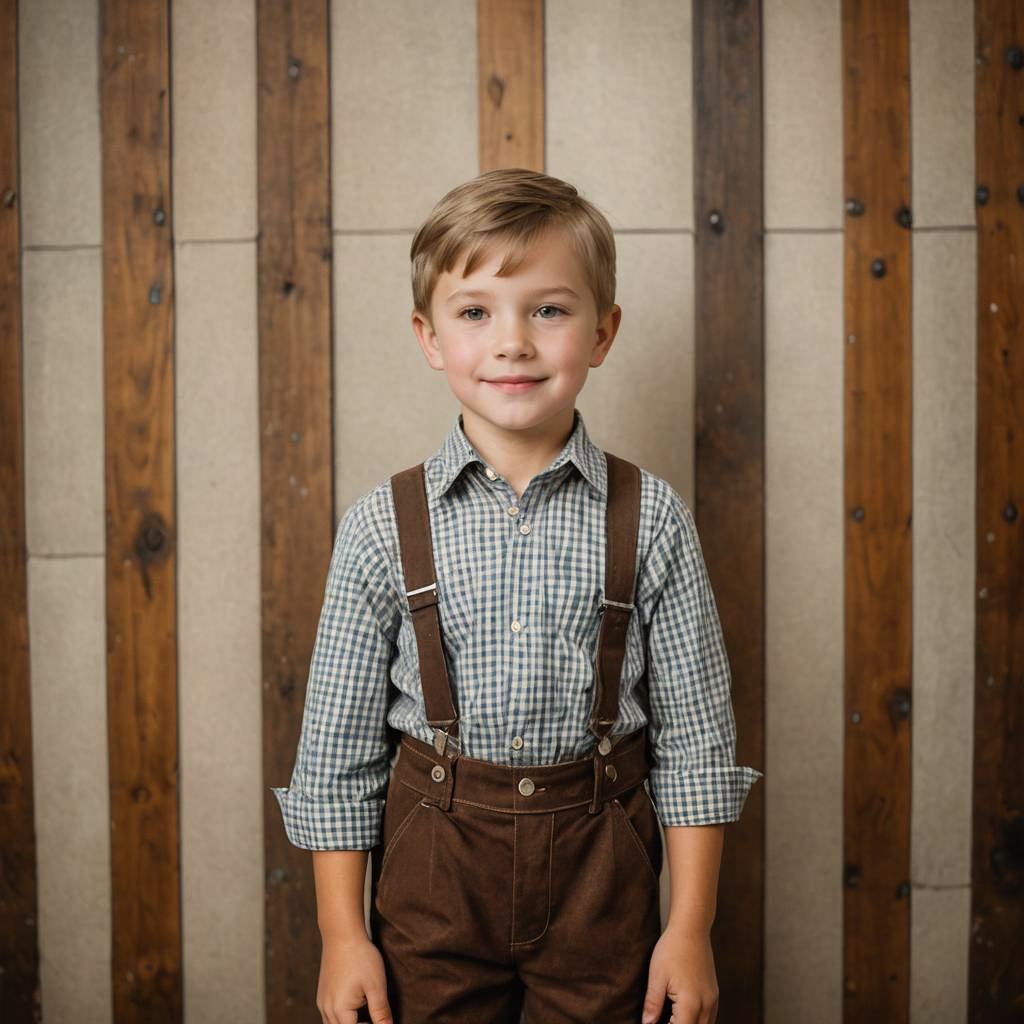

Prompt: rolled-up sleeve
[641,486,763,826]
[270,491,401,849]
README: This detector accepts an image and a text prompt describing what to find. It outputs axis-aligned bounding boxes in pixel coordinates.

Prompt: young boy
[272,168,762,1024]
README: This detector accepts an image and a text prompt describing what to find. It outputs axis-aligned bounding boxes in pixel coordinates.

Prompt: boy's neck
[459,406,577,499]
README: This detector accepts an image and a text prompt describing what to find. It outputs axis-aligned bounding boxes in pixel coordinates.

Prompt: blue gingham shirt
[272,408,762,849]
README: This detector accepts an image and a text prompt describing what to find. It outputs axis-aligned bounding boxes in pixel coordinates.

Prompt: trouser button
[518,777,535,796]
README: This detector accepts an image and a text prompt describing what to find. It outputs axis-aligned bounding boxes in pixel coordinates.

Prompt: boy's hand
[316,934,393,1024]
[641,927,719,1024]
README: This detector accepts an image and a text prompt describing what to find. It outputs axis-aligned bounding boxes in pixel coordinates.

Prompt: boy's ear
[411,308,445,371]
[591,303,622,367]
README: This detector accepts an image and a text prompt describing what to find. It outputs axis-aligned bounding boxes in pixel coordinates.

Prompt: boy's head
[410,168,617,325]
[409,169,622,447]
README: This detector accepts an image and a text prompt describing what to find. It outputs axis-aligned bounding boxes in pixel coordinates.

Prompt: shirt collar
[428,407,607,500]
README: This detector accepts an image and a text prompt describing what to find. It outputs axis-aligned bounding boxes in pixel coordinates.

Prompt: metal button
[511,736,524,749]
[506,505,519,516]
[431,765,446,782]
[518,777,535,796]
[597,736,612,755]
[485,467,497,480]
[604,764,618,781]
[511,619,522,632]
[519,523,530,535]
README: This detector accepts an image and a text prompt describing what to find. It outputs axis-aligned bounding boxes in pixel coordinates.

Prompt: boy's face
[411,226,621,446]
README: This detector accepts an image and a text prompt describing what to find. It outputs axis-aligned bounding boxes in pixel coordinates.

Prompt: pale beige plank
[18,0,101,246]
[763,0,843,229]
[331,0,478,230]
[546,0,692,230]
[175,241,263,1024]
[172,0,257,241]
[910,230,975,1022]
[28,557,112,1024]
[764,232,844,1024]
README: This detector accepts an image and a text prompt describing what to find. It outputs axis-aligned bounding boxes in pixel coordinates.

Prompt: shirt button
[510,735,524,749]
[519,523,530,535]
[511,619,522,633]
[485,467,497,480]
[506,505,519,516]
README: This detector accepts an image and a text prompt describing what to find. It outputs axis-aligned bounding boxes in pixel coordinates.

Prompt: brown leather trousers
[365,727,665,1023]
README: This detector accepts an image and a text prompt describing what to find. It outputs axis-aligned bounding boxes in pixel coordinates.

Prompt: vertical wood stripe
[258,2,334,1018]
[100,0,180,1019]
[842,1,912,1019]
[478,0,544,172]
[692,1,766,1019]
[971,2,1024,1016]
[0,1,41,1019]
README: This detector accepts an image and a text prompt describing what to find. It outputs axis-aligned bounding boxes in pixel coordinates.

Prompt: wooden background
[1,0,1019,1022]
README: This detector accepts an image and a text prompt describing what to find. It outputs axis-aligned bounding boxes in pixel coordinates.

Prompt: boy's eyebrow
[443,285,581,305]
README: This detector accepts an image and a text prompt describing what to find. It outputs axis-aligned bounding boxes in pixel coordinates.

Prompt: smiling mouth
[484,378,546,392]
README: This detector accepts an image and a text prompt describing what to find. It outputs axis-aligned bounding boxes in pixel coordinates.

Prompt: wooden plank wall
[842,1,913,1019]
[100,1,181,1020]
[478,0,544,172]
[0,1,40,1019]
[692,1,766,1018]
[970,2,1024,1018]
[257,2,334,1019]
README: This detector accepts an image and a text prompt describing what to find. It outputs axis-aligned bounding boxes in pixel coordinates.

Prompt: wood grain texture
[478,0,544,172]
[692,2,765,1020]
[258,2,334,1019]
[0,2,41,1020]
[841,1,912,1019]
[971,3,1024,1018]
[101,1,180,1020]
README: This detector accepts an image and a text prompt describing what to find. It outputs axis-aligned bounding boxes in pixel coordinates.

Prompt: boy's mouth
[484,377,546,393]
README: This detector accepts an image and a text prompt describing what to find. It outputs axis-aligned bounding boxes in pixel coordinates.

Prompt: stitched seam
[510,814,554,946]
[379,799,427,880]
[612,797,659,883]
[452,795,592,814]
[510,813,517,946]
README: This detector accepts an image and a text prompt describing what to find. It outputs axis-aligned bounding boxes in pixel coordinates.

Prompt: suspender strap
[390,464,460,758]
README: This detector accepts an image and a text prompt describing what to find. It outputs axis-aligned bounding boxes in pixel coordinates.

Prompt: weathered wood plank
[0,2,41,1020]
[841,1,912,1019]
[692,2,765,1019]
[101,1,180,1020]
[970,3,1024,1018]
[258,2,333,1019]
[478,0,544,172]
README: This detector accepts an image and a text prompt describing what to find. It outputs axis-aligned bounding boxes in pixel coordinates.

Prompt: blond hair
[410,168,616,320]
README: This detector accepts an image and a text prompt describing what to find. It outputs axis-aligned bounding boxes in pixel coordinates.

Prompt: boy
[272,168,762,1024]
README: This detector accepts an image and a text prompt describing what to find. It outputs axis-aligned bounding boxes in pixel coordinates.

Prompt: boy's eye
[536,305,565,318]
[459,307,486,321]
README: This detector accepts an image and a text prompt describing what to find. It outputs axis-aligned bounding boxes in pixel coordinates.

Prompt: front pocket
[611,784,663,884]
[377,778,429,895]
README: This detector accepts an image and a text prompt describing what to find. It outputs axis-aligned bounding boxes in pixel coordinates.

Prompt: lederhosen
[363,451,668,1024]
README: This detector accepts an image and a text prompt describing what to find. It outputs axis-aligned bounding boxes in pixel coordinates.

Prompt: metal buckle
[599,597,635,613]
[406,581,437,598]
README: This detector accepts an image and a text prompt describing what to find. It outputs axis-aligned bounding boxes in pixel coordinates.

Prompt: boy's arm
[271,491,401,859]
[662,824,724,936]
[312,850,371,940]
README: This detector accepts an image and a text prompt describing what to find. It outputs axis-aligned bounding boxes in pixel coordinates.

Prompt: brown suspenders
[389,450,644,777]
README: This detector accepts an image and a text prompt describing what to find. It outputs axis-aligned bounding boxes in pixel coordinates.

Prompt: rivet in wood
[149,285,161,304]
[979,587,988,599]
[153,208,166,226]
[846,334,856,344]
[888,688,911,724]
[1004,502,1018,522]
[990,302,999,313]
[976,185,989,205]
[851,711,861,724]
[844,863,861,889]
[290,431,300,442]
[1007,45,1024,71]
[986,676,995,687]
[268,867,286,885]
[895,205,912,229]
[2,188,16,207]
[870,259,886,278]
[287,58,301,79]
[708,209,725,234]
[895,881,910,900]
[852,506,865,521]
[845,198,864,216]
[986,531,995,542]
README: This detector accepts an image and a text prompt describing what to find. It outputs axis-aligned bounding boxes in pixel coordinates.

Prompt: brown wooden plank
[478,0,544,172]
[841,1,912,1019]
[100,1,180,1020]
[258,2,334,1019]
[0,2,41,1020]
[970,3,1024,1018]
[692,2,765,1019]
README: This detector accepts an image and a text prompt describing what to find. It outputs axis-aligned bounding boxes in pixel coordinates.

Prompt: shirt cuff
[648,764,763,826]
[271,784,384,850]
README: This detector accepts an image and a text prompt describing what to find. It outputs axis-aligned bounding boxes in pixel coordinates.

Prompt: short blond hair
[410,168,616,321]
